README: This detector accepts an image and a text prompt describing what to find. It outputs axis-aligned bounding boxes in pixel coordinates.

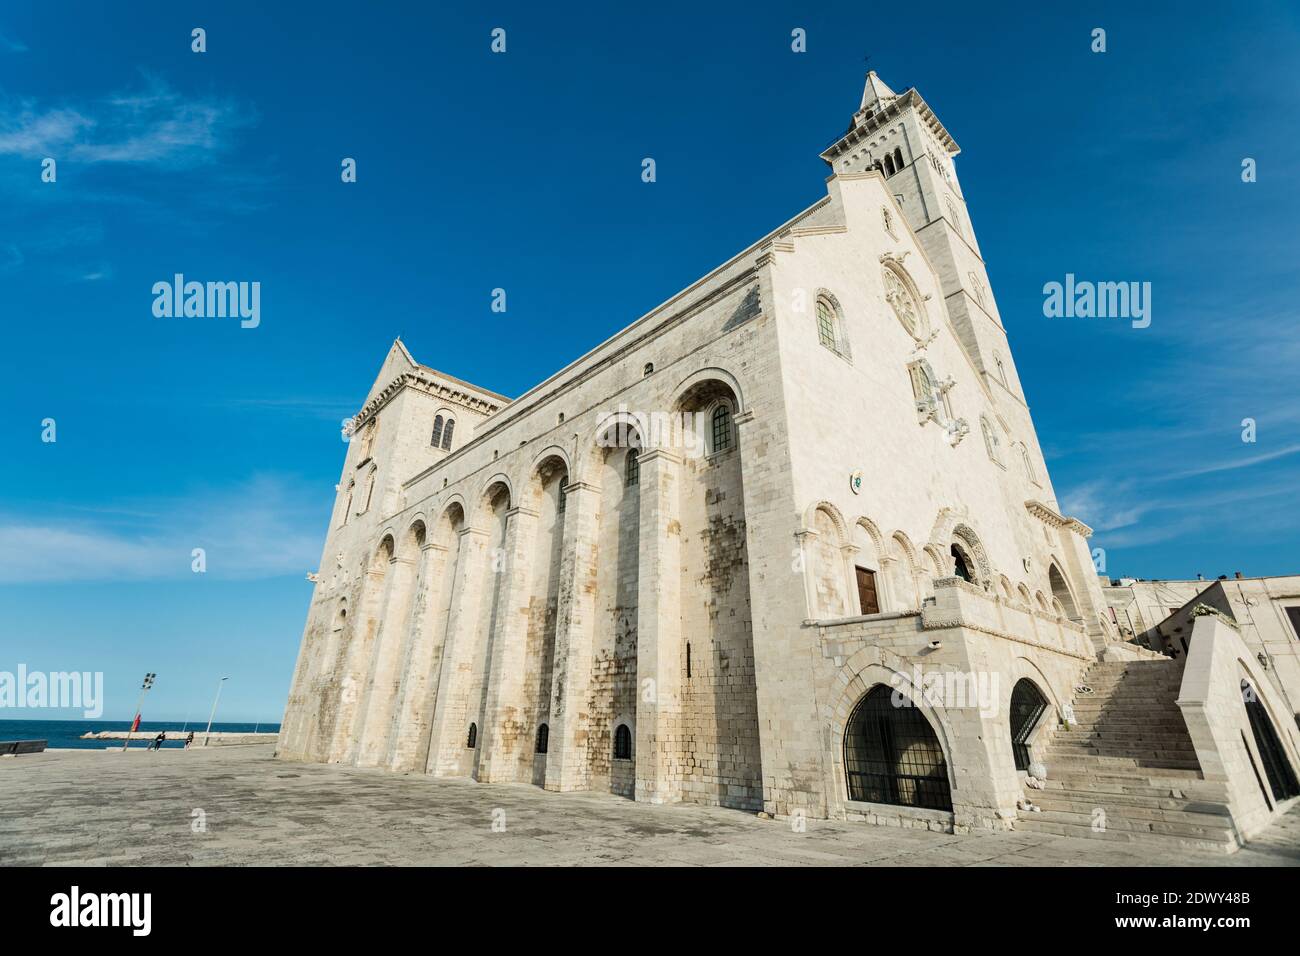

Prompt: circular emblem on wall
[849,470,864,495]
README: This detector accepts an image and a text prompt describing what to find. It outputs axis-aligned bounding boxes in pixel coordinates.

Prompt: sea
[0,719,281,750]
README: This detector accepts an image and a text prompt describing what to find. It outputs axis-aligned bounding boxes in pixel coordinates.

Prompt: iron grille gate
[844,685,952,811]
[1009,679,1048,772]
[1243,682,1300,802]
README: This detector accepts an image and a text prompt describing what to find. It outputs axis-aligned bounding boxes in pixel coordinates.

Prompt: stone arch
[851,518,889,613]
[523,447,570,513]
[854,516,887,558]
[801,500,849,543]
[827,654,958,814]
[670,366,747,418]
[581,414,644,487]
[1007,673,1052,773]
[998,574,1015,602]
[370,533,396,570]
[886,531,921,610]
[1047,561,1081,622]
[401,517,428,556]
[1034,591,1051,613]
[471,474,514,530]
[1017,583,1033,606]
[805,503,852,619]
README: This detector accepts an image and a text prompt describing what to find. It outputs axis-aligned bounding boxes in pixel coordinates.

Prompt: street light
[203,677,230,747]
[121,673,156,752]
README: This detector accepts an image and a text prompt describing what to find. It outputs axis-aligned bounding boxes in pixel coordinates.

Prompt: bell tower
[820,71,1050,501]
[820,72,1021,398]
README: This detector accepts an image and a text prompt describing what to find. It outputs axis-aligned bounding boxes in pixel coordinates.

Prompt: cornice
[1024,499,1093,538]
[820,89,960,166]
[351,370,508,430]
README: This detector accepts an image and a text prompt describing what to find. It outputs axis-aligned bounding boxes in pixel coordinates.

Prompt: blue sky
[2,2,1298,721]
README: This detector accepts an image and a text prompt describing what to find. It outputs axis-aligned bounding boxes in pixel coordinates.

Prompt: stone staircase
[1015,659,1240,852]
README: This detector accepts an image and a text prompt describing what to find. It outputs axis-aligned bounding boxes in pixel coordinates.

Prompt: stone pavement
[2,744,1298,866]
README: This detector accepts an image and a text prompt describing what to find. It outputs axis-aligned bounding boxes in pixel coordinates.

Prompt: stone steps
[1028,793,1232,826]
[1014,815,1236,853]
[1018,658,1239,851]
[1033,785,1230,811]
[1045,753,1201,772]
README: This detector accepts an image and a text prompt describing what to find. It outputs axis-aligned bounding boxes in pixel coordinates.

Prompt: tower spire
[859,70,898,113]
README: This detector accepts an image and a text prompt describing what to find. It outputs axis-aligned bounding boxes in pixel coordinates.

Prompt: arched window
[711,405,733,453]
[883,153,896,177]
[613,724,632,760]
[360,420,378,460]
[431,415,445,448]
[816,296,837,350]
[557,476,568,513]
[535,723,549,755]
[625,448,640,487]
[441,418,455,450]
[466,723,477,749]
[1242,681,1299,802]
[1009,679,1048,771]
[981,416,1003,465]
[994,354,1008,386]
[643,362,654,377]
[951,543,973,583]
[844,685,952,811]
[893,147,904,171]
[968,272,985,308]
[1019,444,1035,482]
[946,197,963,237]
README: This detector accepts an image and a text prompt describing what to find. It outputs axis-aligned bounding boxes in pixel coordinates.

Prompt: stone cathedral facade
[278,73,1300,844]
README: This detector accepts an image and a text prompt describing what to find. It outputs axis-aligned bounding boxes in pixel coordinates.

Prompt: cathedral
[277,72,1300,849]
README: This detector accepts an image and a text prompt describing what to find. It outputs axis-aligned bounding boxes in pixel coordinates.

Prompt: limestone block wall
[1177,611,1300,840]
[585,445,639,798]
[675,442,762,811]
[768,172,1106,644]
[812,580,1092,830]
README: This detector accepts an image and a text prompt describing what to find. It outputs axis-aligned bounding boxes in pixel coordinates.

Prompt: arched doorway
[1048,564,1081,622]
[950,543,973,583]
[1242,681,1300,802]
[1008,678,1048,771]
[844,685,952,811]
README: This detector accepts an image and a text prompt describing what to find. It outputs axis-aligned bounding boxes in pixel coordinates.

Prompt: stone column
[354,550,419,766]
[544,480,603,792]
[386,540,448,770]
[478,506,541,783]
[427,527,490,776]
[328,562,388,763]
[633,449,683,804]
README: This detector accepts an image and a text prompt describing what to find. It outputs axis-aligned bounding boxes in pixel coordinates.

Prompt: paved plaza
[3,744,1298,866]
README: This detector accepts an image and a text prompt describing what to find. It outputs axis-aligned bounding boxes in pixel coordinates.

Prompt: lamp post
[203,677,229,747]
[121,673,156,752]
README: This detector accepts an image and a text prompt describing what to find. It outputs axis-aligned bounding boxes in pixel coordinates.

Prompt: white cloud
[0,75,251,167]
[0,475,327,584]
